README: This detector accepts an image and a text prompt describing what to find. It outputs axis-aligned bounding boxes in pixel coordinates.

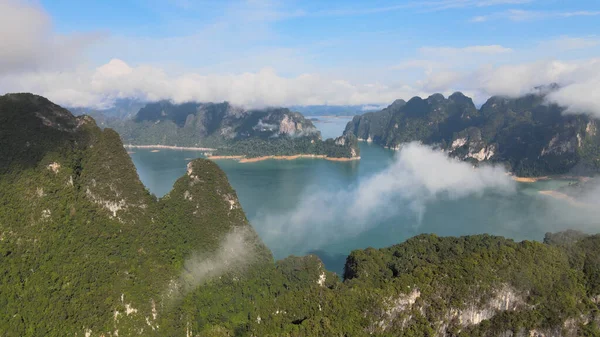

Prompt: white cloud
[426,0,533,10]
[315,0,533,16]
[391,60,445,71]
[419,70,465,92]
[446,59,600,115]
[389,39,600,116]
[470,15,489,22]
[1,1,599,117]
[394,44,515,92]
[560,11,600,18]
[472,9,600,23]
[538,36,600,51]
[0,58,427,108]
[3,56,600,116]
[167,227,257,300]
[547,77,600,116]
[256,143,515,252]
[0,0,101,75]
[419,45,513,56]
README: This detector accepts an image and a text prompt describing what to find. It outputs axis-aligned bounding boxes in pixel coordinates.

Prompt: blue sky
[41,0,600,70]
[0,0,599,111]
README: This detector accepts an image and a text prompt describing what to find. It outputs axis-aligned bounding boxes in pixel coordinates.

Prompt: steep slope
[344,91,600,176]
[0,93,272,336]
[3,94,600,336]
[336,232,600,336]
[109,101,360,159]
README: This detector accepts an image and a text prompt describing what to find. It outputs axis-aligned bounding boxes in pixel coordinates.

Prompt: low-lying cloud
[165,226,257,301]
[256,143,515,252]
[1,2,599,118]
[3,55,600,118]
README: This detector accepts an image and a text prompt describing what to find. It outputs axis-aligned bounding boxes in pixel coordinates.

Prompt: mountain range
[3,93,600,336]
[344,91,600,176]
[104,100,360,159]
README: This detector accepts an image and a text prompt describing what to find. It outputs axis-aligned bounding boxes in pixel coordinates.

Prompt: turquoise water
[129,118,598,275]
[311,116,354,139]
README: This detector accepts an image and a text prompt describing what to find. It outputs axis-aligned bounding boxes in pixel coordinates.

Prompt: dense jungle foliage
[2,94,600,337]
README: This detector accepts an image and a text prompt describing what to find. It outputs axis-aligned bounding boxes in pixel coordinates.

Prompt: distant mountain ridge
[68,98,147,127]
[344,91,600,176]
[109,100,360,159]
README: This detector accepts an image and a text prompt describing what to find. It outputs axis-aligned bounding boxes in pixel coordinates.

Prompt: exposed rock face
[104,100,359,158]
[4,93,600,337]
[453,285,527,326]
[369,285,527,335]
[112,101,320,146]
[278,115,298,135]
[0,93,271,336]
[344,91,600,176]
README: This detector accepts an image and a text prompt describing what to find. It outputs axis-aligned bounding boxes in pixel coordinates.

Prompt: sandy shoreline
[208,154,360,163]
[512,176,547,183]
[538,190,591,208]
[124,144,216,151]
[511,175,588,183]
[124,145,360,163]
[208,155,245,160]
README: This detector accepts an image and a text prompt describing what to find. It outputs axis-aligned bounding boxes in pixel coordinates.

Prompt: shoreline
[538,190,590,208]
[512,176,547,183]
[124,144,216,151]
[511,175,589,183]
[208,155,245,160]
[208,154,361,163]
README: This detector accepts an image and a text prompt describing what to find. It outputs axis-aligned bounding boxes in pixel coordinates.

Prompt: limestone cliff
[344,91,600,176]
[106,101,359,159]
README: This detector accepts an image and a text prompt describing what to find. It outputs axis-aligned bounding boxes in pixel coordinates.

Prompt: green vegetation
[345,90,600,176]
[2,93,600,336]
[102,100,359,159]
[214,133,359,158]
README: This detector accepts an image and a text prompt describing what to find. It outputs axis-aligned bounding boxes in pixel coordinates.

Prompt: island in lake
[99,100,360,162]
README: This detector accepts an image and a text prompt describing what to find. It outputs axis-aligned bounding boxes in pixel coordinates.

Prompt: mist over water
[129,117,600,275]
[254,142,517,254]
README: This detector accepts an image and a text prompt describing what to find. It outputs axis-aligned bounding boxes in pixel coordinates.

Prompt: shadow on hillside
[0,94,95,174]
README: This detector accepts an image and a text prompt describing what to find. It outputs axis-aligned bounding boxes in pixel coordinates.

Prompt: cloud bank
[3,57,600,117]
[0,1,599,118]
[255,143,515,252]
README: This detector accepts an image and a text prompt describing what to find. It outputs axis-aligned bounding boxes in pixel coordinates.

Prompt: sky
[0,0,599,112]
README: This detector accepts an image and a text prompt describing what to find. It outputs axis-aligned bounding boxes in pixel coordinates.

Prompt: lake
[129,117,599,275]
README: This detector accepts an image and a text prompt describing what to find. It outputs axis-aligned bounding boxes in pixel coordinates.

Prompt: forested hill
[3,93,600,336]
[106,100,360,159]
[0,93,275,335]
[344,91,600,176]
